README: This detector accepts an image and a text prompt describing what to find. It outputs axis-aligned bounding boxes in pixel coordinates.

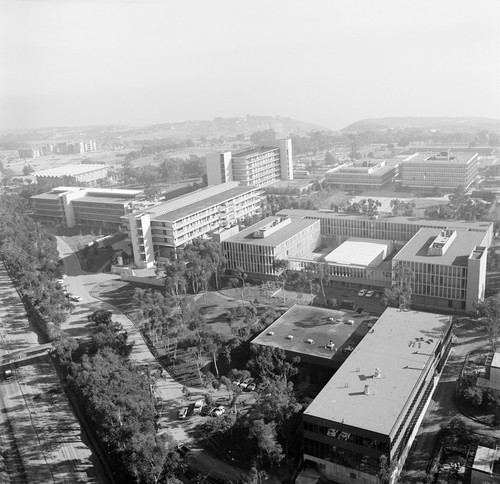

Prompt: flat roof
[31,192,63,200]
[404,152,477,165]
[225,216,318,247]
[491,351,500,369]
[156,185,260,222]
[233,147,277,158]
[393,228,487,266]
[71,196,130,205]
[277,209,493,232]
[324,238,390,267]
[251,305,373,361]
[473,446,500,475]
[304,308,451,436]
[34,164,107,177]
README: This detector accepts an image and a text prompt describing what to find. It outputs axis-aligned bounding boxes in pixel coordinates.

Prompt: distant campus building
[206,139,293,187]
[325,159,397,191]
[400,151,479,191]
[34,164,109,190]
[18,140,97,159]
[31,186,145,229]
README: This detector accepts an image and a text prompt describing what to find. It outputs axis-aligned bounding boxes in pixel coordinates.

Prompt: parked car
[178,407,189,420]
[55,279,64,286]
[4,368,13,380]
[232,378,242,387]
[246,382,256,392]
[240,378,253,389]
[193,399,205,414]
[365,290,375,298]
[176,443,192,457]
[70,295,82,302]
[211,406,226,417]
[357,289,367,297]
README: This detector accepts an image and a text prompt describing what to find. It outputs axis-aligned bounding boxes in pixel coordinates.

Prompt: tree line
[0,194,71,329]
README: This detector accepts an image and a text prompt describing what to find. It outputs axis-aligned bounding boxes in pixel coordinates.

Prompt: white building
[206,139,293,187]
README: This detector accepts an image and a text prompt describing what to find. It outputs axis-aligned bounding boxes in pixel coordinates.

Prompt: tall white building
[206,139,293,187]
[121,182,263,268]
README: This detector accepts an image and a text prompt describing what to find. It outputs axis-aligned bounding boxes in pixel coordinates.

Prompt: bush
[462,386,483,406]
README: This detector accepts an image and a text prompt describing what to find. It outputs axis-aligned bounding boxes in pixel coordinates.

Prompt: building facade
[121,182,263,268]
[34,164,109,190]
[401,152,479,190]
[393,228,489,312]
[206,139,293,187]
[277,209,494,246]
[31,187,145,228]
[303,309,453,484]
[222,216,321,276]
[325,160,397,191]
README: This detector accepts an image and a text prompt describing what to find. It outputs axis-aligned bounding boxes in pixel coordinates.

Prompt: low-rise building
[303,308,453,483]
[222,215,321,276]
[325,160,396,191]
[34,164,109,190]
[470,446,500,484]
[251,304,374,386]
[31,186,145,228]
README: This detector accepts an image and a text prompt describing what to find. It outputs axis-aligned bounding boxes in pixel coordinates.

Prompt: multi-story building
[393,227,488,312]
[31,187,145,228]
[303,308,453,483]
[206,139,293,187]
[34,164,109,190]
[122,182,263,268]
[401,151,479,191]
[277,209,494,246]
[325,160,397,191]
[222,215,320,276]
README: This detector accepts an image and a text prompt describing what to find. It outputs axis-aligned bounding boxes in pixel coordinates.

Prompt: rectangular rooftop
[304,308,452,436]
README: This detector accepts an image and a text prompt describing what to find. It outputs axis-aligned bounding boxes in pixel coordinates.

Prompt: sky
[1,0,499,131]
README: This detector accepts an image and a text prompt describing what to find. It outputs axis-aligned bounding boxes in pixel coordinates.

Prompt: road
[0,262,107,483]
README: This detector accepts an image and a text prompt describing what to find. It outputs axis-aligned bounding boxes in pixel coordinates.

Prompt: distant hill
[341,117,500,133]
[139,115,330,139]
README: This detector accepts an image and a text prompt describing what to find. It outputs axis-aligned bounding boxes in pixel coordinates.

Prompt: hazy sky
[1,0,499,131]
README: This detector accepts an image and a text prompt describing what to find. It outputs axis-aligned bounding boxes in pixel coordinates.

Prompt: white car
[357,289,367,297]
[55,279,64,286]
[365,290,375,298]
[70,295,82,302]
[211,406,225,417]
